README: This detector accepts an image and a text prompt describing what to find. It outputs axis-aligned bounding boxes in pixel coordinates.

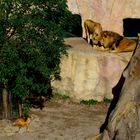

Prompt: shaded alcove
[123,18,140,38]
[64,14,82,37]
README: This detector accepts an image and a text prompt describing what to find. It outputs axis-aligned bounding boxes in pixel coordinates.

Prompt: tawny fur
[13,116,32,132]
[84,19,102,45]
[110,37,136,53]
[94,31,136,53]
[97,31,123,48]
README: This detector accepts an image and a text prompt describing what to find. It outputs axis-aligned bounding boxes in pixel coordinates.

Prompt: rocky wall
[51,37,133,101]
[67,0,140,37]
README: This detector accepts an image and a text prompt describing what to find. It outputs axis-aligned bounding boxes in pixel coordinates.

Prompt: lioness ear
[104,34,107,38]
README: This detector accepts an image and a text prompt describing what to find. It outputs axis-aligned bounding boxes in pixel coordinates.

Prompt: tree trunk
[2,84,10,119]
[0,83,21,119]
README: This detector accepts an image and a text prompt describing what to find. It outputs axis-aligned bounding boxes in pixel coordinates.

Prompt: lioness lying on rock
[84,19,102,45]
[93,31,136,53]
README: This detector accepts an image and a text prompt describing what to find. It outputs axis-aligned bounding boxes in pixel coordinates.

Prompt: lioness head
[92,31,104,46]
[92,32,102,45]
[99,32,110,47]
[93,31,123,48]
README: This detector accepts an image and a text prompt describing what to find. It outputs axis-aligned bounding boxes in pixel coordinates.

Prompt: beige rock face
[86,32,140,140]
[51,37,132,101]
[67,0,140,36]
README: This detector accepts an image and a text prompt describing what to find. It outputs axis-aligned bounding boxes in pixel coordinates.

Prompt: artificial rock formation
[51,37,132,101]
[86,35,140,140]
[67,0,140,36]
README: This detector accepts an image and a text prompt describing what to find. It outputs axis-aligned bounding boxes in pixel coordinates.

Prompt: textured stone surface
[67,0,140,36]
[85,34,140,140]
[51,37,132,101]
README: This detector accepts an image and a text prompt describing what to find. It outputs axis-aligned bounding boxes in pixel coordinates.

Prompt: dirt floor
[0,98,108,140]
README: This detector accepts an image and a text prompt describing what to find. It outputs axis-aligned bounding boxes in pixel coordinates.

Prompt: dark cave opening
[123,18,140,38]
[64,14,82,37]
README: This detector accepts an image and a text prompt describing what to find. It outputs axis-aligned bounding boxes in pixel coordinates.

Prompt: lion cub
[13,116,32,132]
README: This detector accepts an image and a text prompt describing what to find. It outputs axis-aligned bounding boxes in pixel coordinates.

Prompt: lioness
[94,31,136,53]
[95,31,123,49]
[110,37,136,53]
[84,19,102,45]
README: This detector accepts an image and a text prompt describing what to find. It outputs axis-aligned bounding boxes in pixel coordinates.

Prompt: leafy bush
[80,99,97,105]
[52,93,70,100]
[103,97,112,104]
[0,0,71,115]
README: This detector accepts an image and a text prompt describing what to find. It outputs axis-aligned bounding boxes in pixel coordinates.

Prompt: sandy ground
[0,99,108,140]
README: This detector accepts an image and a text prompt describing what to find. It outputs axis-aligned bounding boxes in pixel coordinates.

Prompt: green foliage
[52,93,70,100]
[0,0,71,115]
[22,100,30,117]
[80,99,97,105]
[103,97,112,104]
